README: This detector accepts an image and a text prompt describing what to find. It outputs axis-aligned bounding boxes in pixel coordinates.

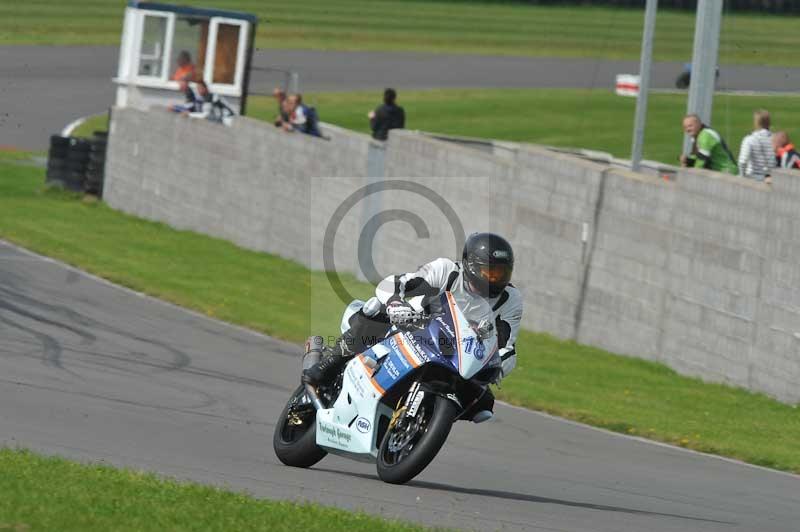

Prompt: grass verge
[0,1,798,67]
[83,88,800,167]
[0,448,446,532]
[1,156,799,474]
[251,88,800,166]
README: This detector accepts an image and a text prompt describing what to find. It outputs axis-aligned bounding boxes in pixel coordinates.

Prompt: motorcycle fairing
[315,354,393,458]
[314,291,498,458]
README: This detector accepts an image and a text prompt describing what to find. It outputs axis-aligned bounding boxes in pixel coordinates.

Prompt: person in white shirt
[738,109,775,182]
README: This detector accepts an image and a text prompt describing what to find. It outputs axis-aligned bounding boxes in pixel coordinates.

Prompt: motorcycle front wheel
[273,385,327,468]
[376,393,459,484]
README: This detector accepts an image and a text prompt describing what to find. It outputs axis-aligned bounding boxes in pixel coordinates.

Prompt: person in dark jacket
[368,88,405,141]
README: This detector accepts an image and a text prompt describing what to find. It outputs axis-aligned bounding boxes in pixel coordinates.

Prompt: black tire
[47,159,67,171]
[67,151,89,163]
[64,171,86,191]
[65,160,88,172]
[69,139,91,152]
[376,394,458,484]
[273,385,327,468]
[45,168,67,186]
[49,135,70,149]
[48,147,69,159]
[86,160,104,172]
[89,141,107,153]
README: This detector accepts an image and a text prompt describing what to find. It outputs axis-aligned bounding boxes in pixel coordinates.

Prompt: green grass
[71,113,109,139]
[0,448,445,532]
[0,1,798,66]
[260,88,800,165]
[80,88,800,166]
[1,157,799,474]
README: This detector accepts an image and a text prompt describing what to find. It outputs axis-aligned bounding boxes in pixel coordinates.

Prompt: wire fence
[247,66,300,97]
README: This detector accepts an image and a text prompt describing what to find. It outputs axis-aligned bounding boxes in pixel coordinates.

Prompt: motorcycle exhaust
[304,384,325,411]
[303,336,326,411]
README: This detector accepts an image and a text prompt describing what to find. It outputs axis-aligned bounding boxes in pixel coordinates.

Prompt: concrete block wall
[578,169,675,362]
[104,107,800,404]
[752,170,800,402]
[106,108,373,271]
[662,169,769,390]
[511,146,606,340]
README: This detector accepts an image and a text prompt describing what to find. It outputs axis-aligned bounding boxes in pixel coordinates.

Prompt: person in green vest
[680,114,738,175]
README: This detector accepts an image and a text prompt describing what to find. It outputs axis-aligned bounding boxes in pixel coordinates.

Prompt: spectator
[284,94,321,137]
[189,80,236,125]
[172,51,196,82]
[738,109,775,181]
[272,87,290,128]
[773,131,800,170]
[169,80,202,113]
[680,114,738,175]
[369,88,405,141]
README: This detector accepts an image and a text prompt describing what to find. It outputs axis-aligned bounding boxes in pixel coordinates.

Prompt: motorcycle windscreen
[440,291,498,380]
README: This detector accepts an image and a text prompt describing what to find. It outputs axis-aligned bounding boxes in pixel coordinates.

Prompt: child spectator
[773,131,800,170]
[189,80,236,125]
[738,109,775,181]
[369,88,405,141]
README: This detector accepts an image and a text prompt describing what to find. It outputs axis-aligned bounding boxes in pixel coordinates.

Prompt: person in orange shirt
[172,51,196,82]
[773,131,800,170]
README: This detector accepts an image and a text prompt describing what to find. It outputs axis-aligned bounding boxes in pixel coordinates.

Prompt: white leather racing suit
[374,258,523,380]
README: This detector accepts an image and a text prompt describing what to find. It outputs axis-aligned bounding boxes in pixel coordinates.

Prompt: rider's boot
[302,334,354,386]
[463,385,495,423]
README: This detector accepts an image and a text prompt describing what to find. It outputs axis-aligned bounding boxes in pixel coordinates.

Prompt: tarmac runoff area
[1,239,799,532]
[3,46,800,150]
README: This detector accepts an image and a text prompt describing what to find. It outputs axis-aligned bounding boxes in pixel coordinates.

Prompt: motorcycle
[273,290,500,484]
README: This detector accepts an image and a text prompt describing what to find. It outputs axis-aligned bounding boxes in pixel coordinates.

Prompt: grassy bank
[79,89,800,165]
[1,1,798,66]
[0,448,445,532]
[256,89,800,165]
[1,155,798,473]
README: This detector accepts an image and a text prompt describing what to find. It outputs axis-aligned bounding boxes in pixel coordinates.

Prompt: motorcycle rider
[303,232,523,422]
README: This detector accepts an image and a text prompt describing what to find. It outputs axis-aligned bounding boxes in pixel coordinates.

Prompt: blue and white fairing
[315,291,499,458]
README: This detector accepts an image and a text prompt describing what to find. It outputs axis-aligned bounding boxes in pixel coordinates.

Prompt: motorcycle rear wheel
[273,385,327,468]
[376,394,458,484]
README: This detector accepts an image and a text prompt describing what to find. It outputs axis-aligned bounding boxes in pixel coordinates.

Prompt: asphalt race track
[4,46,800,150]
[1,240,799,531]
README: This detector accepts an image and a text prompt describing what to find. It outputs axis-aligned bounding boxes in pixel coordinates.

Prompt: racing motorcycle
[273,290,500,484]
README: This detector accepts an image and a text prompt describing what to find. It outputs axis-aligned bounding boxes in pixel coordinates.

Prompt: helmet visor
[477,263,512,286]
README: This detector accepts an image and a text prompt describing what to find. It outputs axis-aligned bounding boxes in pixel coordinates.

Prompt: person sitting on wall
[368,88,405,141]
[773,131,800,170]
[188,80,236,126]
[172,51,196,83]
[272,87,291,128]
[283,94,321,137]
[679,114,738,175]
[169,80,202,114]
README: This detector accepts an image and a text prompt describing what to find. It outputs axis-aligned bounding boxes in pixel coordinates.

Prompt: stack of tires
[85,132,107,197]
[46,135,90,192]
[45,132,108,197]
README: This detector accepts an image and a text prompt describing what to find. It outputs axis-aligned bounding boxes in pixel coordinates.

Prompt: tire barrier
[46,132,107,197]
